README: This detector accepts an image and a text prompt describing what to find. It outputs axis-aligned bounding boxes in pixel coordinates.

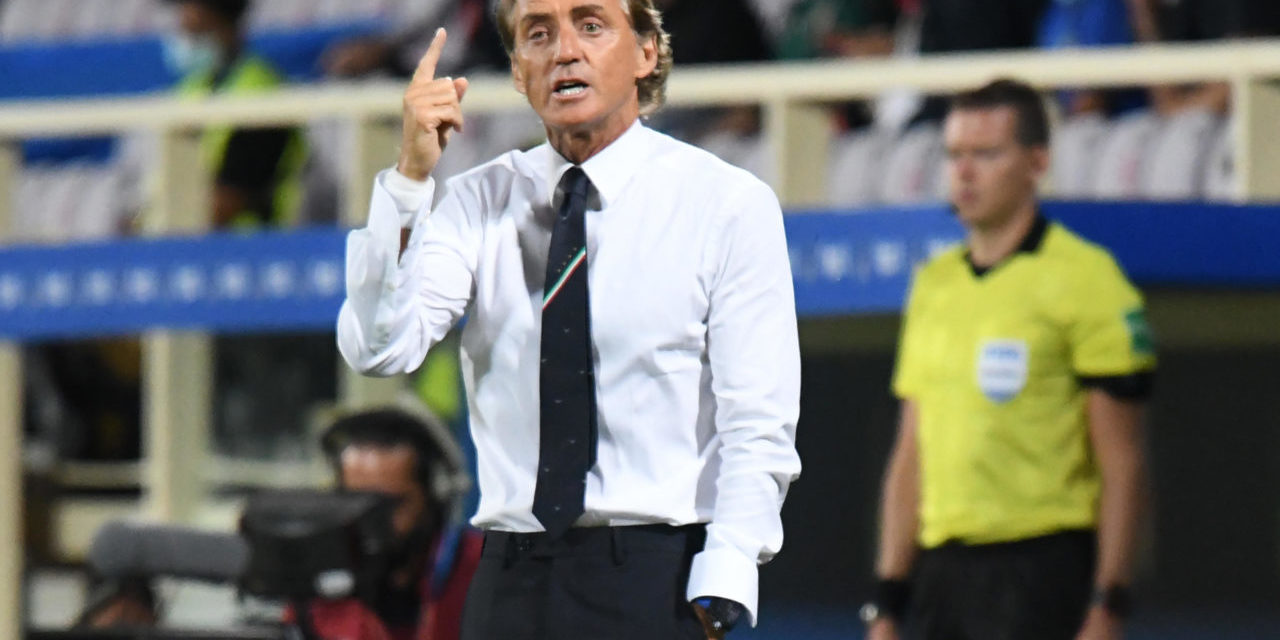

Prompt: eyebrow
[519,12,554,30]
[570,4,609,20]
[520,3,610,25]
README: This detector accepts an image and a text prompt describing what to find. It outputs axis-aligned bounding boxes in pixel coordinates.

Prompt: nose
[556,24,583,64]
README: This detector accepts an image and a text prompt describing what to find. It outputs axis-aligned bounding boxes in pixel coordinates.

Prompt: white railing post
[0,140,23,640]
[1231,76,1280,202]
[766,99,831,209]
[140,128,212,522]
[339,116,405,408]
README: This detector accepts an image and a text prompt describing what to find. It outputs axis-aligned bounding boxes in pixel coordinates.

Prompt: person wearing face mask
[162,0,306,230]
[301,406,483,640]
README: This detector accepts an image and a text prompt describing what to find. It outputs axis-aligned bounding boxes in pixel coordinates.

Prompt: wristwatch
[858,601,885,625]
[860,578,911,626]
[1091,585,1134,618]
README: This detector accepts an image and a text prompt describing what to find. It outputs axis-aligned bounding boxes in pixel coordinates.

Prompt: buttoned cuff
[378,168,435,228]
[345,171,428,349]
[686,546,760,627]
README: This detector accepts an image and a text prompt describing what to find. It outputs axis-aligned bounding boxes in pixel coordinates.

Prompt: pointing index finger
[412,28,448,84]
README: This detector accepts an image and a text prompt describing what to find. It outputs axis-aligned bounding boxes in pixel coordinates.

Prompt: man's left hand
[1075,607,1123,640]
[692,597,745,639]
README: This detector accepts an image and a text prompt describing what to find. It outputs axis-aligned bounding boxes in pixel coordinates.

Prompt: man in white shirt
[337,1,800,637]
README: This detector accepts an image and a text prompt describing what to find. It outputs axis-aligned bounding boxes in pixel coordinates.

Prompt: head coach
[335,1,802,638]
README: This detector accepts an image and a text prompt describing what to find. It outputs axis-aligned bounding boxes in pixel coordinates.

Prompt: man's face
[943,106,1047,229]
[508,0,658,133]
[339,445,431,542]
[87,595,155,629]
[176,2,225,38]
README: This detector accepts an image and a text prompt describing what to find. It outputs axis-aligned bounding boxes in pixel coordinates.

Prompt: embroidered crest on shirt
[1124,308,1155,357]
[976,339,1029,404]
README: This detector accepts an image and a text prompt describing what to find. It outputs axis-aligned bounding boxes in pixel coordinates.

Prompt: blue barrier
[1,202,1278,341]
[3,23,387,165]
[0,23,386,101]
[0,229,345,341]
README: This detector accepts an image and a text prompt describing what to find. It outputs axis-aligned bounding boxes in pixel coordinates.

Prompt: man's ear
[511,58,528,95]
[1029,145,1050,181]
[635,34,658,80]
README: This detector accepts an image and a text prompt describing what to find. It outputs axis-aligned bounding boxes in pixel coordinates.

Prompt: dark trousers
[460,524,708,640]
[906,530,1097,640]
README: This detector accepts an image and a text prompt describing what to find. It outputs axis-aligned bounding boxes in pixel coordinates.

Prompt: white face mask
[163,32,222,76]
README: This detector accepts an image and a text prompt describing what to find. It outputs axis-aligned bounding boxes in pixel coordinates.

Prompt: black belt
[927,528,1096,558]
[482,524,706,566]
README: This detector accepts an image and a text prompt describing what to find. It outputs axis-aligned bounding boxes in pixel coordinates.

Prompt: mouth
[552,79,590,98]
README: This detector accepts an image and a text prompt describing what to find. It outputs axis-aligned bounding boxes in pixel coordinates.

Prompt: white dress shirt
[337,121,800,623]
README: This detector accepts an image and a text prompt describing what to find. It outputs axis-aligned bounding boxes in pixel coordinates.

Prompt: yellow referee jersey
[893,217,1156,548]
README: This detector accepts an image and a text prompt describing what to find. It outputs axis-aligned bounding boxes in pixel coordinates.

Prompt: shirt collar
[540,119,651,209]
[1015,213,1049,255]
[965,213,1049,277]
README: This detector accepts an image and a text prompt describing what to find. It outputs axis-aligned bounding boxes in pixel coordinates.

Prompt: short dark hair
[321,409,449,497]
[165,0,250,25]
[949,78,1050,148]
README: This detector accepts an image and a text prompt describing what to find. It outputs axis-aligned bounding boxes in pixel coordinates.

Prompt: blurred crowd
[9,0,1280,467]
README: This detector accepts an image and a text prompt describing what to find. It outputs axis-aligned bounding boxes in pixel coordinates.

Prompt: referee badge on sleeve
[976,339,1029,403]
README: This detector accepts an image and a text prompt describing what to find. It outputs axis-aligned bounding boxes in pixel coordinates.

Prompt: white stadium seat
[827,128,894,207]
[0,0,49,42]
[1050,112,1109,199]
[1141,108,1222,201]
[1089,110,1162,200]
[877,123,944,205]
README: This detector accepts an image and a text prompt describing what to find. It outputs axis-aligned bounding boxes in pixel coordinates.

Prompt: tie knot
[560,167,591,202]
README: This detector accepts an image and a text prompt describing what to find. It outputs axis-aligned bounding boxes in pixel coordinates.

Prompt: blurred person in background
[656,0,773,66]
[1036,0,1149,116]
[75,577,158,630]
[304,407,482,640]
[164,0,306,229]
[163,0,333,461]
[777,0,903,130]
[778,0,900,61]
[863,79,1155,640]
[911,0,1050,123]
[645,0,775,142]
[1129,0,1280,115]
[321,0,508,79]
[919,0,1048,55]
[336,0,801,636]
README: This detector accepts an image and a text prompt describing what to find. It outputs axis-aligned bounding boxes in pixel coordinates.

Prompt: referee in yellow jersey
[862,79,1156,640]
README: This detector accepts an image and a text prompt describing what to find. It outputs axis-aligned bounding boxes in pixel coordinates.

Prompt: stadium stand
[5,2,1280,638]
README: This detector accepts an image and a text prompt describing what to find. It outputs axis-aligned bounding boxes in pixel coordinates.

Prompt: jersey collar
[965,213,1049,278]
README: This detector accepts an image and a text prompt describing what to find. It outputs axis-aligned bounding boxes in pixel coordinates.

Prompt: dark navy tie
[533,167,597,538]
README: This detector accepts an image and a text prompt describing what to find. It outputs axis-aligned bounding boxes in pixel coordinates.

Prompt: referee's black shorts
[906,529,1096,640]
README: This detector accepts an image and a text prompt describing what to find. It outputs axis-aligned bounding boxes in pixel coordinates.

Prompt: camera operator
[304,407,481,640]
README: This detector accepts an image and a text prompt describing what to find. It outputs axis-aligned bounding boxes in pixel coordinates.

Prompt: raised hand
[397,28,470,181]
